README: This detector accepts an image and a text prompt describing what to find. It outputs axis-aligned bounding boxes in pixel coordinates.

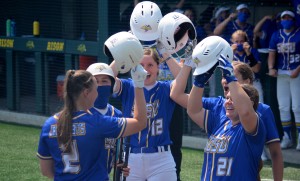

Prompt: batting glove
[193,62,218,88]
[218,54,237,83]
[184,39,197,68]
[131,64,147,88]
[156,41,166,59]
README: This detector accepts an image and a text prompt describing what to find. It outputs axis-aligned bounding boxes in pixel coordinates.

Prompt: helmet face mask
[192,36,233,75]
[158,12,196,54]
[130,1,162,41]
[104,32,144,74]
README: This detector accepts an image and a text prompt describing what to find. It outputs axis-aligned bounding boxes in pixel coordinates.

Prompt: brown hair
[57,70,94,153]
[241,84,259,110]
[232,61,254,84]
[144,48,160,65]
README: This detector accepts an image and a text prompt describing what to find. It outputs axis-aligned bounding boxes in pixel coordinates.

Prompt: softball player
[37,68,147,179]
[86,63,123,174]
[171,36,269,180]
[188,56,265,180]
[231,30,264,103]
[110,48,178,181]
[268,10,300,150]
[129,5,197,180]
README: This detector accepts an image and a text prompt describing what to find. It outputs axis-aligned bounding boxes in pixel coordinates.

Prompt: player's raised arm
[218,55,258,133]
[122,64,147,137]
[187,63,218,128]
[170,41,196,108]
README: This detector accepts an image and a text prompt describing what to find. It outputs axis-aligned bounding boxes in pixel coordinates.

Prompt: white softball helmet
[130,1,162,41]
[158,12,196,54]
[192,36,233,75]
[104,31,144,74]
[86,63,114,79]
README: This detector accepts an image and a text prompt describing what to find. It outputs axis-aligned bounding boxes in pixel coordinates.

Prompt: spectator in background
[253,13,282,49]
[292,0,300,27]
[231,30,263,104]
[268,10,300,151]
[174,0,207,42]
[214,3,254,45]
[207,6,231,97]
[214,6,231,27]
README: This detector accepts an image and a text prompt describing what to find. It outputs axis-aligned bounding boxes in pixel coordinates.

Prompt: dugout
[0,0,294,136]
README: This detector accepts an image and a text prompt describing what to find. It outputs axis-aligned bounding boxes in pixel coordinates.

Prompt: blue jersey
[221,20,254,45]
[114,79,176,148]
[94,104,123,174]
[269,28,300,70]
[233,48,261,79]
[203,97,279,144]
[201,107,266,180]
[37,109,126,181]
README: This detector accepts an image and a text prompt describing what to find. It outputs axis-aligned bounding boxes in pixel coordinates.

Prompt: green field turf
[0,122,299,180]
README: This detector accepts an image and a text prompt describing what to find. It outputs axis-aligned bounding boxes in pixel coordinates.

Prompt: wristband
[164,56,172,63]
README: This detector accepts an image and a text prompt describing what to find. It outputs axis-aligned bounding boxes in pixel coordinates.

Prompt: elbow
[41,170,54,179]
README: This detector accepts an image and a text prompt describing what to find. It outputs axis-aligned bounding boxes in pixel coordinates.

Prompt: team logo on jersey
[205,135,231,153]
[117,118,125,128]
[277,42,296,53]
[193,57,201,66]
[141,25,152,32]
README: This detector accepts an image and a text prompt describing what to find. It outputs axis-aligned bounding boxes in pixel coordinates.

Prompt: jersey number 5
[62,140,80,173]
[217,157,233,176]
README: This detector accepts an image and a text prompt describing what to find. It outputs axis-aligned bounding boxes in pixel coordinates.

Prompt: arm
[213,13,237,35]
[187,84,206,128]
[268,142,283,181]
[244,43,261,73]
[267,51,277,77]
[170,65,192,108]
[165,57,182,79]
[253,16,272,36]
[219,55,257,133]
[39,159,54,179]
[187,63,217,128]
[229,82,258,132]
[175,0,185,9]
[122,65,147,136]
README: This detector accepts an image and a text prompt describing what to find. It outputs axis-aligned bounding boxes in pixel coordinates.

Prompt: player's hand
[267,68,277,77]
[193,62,218,88]
[228,13,237,21]
[184,39,197,68]
[290,65,300,78]
[117,163,130,177]
[156,41,166,58]
[131,64,147,88]
[243,42,251,55]
[218,54,237,83]
[231,43,238,52]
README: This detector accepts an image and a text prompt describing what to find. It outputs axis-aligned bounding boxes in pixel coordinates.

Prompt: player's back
[38,110,125,181]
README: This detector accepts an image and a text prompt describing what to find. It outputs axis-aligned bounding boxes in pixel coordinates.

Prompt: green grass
[0,122,300,180]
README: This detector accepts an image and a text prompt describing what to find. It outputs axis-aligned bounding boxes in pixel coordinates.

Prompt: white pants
[126,150,177,181]
[253,79,264,103]
[277,74,300,123]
